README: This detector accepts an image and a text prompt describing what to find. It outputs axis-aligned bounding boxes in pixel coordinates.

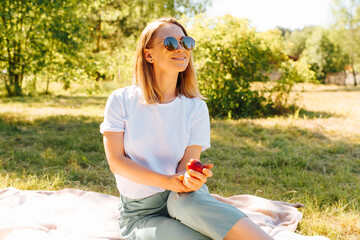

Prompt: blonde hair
[132,17,203,104]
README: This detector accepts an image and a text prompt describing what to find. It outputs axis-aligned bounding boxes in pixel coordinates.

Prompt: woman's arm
[103,131,192,193]
[176,145,202,173]
[176,145,213,191]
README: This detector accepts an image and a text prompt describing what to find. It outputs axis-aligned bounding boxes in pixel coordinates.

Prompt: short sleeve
[188,100,211,151]
[100,91,126,134]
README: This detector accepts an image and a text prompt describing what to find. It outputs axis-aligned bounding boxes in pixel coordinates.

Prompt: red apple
[186,159,204,175]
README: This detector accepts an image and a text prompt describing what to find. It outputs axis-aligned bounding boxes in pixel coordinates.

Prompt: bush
[276,60,316,106]
[190,15,315,119]
[300,27,349,82]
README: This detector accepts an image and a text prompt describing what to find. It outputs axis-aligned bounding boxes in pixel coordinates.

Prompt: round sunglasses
[159,36,195,52]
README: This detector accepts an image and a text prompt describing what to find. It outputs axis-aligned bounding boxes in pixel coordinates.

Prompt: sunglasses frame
[154,36,195,52]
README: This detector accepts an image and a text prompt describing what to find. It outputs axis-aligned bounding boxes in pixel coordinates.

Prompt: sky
[206,0,333,31]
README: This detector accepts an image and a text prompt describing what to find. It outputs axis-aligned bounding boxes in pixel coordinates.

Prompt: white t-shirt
[100,85,211,199]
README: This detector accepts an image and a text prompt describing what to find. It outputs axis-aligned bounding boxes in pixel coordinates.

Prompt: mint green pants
[118,185,246,240]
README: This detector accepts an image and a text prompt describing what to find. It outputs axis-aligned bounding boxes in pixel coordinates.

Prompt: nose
[175,41,186,52]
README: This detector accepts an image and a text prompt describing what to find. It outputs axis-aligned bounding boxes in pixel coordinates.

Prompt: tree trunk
[353,69,357,86]
[45,77,50,94]
[33,73,37,92]
[95,12,102,52]
[351,56,357,86]
[4,75,12,97]
[5,67,23,97]
[14,73,22,96]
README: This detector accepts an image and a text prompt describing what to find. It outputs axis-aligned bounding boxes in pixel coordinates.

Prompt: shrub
[190,15,315,119]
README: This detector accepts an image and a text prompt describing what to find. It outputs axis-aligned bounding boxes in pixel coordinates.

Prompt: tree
[276,26,292,37]
[301,27,349,81]
[331,0,360,86]
[83,0,212,90]
[87,0,211,51]
[190,15,314,118]
[0,0,91,96]
[0,0,211,96]
[283,26,316,60]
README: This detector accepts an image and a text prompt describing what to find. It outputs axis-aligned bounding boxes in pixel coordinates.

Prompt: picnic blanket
[0,187,330,240]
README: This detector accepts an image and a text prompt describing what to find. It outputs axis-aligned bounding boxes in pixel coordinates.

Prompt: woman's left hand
[182,164,213,191]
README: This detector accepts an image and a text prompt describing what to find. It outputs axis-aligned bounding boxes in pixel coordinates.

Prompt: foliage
[87,0,211,51]
[84,0,212,92]
[330,0,360,85]
[284,24,351,82]
[280,60,316,84]
[268,60,316,111]
[0,0,92,96]
[0,0,211,97]
[190,15,314,119]
[275,26,292,37]
[283,26,316,59]
[300,27,349,81]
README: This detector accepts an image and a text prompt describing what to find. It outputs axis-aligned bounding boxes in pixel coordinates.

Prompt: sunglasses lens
[182,37,195,51]
[163,37,178,51]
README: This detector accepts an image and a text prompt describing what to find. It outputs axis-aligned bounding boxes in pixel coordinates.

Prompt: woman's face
[145,23,191,74]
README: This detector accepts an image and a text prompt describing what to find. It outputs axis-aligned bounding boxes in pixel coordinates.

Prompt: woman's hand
[182,164,213,192]
[165,173,193,193]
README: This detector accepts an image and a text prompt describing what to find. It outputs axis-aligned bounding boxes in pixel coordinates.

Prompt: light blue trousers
[118,185,246,240]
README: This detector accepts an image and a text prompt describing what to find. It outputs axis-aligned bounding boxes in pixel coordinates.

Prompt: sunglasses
[160,36,195,52]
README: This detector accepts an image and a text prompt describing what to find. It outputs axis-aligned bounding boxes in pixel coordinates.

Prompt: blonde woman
[100,17,273,240]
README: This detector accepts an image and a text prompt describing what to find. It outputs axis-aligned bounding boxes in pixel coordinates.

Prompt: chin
[173,64,189,72]
[178,66,188,72]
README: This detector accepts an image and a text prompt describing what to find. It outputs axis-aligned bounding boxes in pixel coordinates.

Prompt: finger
[188,170,207,182]
[183,180,194,191]
[187,174,204,185]
[202,168,213,177]
[183,177,200,190]
[203,163,213,169]
[176,175,184,181]
[180,175,195,190]
[185,176,205,191]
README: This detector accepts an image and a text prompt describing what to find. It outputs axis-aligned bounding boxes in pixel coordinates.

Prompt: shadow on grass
[0,113,117,194]
[211,106,340,120]
[0,95,108,109]
[319,86,360,92]
[292,107,340,119]
[1,110,359,207]
[204,120,360,206]
[295,85,360,93]
[208,120,359,169]
[0,95,342,120]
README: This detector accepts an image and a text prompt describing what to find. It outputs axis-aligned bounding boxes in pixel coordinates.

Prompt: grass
[0,83,359,239]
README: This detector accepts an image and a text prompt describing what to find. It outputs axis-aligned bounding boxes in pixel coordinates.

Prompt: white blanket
[0,188,329,240]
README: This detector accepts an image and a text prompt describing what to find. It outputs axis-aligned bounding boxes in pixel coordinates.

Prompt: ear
[144,49,154,63]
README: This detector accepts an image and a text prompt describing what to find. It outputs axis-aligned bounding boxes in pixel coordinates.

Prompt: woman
[100,17,273,240]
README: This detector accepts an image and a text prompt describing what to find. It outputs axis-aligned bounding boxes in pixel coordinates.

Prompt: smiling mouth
[172,57,186,61]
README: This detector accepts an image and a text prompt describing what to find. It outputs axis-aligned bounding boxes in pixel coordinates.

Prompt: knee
[167,191,190,215]
[167,190,203,220]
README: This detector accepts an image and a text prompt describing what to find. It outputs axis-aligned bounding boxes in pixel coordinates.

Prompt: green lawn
[0,84,359,239]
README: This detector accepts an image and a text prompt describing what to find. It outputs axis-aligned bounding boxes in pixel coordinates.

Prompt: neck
[154,70,178,103]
